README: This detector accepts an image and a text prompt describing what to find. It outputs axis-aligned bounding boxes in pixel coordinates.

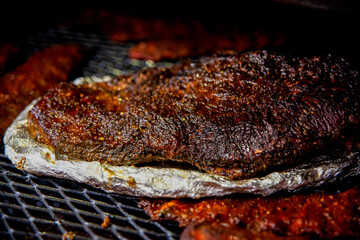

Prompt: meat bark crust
[27,50,360,179]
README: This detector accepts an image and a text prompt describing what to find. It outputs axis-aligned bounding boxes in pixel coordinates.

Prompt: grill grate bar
[26,176,68,235]
[50,181,98,239]
[1,172,43,239]
[1,140,183,239]
[0,27,183,239]
[81,189,124,239]
[19,28,174,78]
[105,194,151,240]
[152,222,179,240]
[0,208,14,240]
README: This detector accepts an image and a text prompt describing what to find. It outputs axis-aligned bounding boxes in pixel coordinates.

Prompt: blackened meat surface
[139,187,360,238]
[28,50,360,179]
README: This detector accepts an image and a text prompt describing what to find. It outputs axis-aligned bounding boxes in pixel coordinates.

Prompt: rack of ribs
[27,50,359,179]
[0,44,83,137]
[62,10,286,61]
[139,186,360,239]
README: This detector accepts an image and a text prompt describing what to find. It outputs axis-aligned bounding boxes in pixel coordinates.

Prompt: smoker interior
[0,25,183,239]
[0,1,359,239]
[0,154,183,240]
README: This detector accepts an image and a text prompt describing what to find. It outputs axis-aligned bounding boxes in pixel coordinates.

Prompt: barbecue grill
[0,1,359,239]
[0,27,181,239]
[0,153,183,239]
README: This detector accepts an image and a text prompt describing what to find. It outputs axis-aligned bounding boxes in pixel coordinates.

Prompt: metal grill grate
[0,154,183,240]
[19,28,174,77]
[1,27,183,239]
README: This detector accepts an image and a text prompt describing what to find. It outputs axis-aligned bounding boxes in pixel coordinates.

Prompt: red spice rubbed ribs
[180,222,309,240]
[128,30,285,61]
[27,50,359,179]
[0,44,83,137]
[61,9,285,61]
[139,187,360,239]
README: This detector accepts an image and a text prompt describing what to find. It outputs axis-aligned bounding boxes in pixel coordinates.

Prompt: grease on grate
[0,154,182,239]
[62,231,75,240]
[101,215,111,229]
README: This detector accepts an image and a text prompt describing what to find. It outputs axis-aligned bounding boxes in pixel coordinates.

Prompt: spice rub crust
[27,50,360,179]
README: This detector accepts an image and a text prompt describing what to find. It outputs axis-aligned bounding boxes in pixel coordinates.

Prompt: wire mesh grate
[0,154,183,239]
[18,28,174,78]
[0,27,183,239]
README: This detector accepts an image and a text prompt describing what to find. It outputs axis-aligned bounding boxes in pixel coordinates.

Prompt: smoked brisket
[27,50,360,179]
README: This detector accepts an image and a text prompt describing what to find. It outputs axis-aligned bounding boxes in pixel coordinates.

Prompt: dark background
[0,0,359,62]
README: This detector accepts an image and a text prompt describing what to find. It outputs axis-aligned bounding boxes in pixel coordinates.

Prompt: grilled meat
[180,222,309,240]
[139,187,360,238]
[0,44,83,137]
[1,44,83,98]
[62,10,285,61]
[108,16,285,61]
[0,94,26,138]
[27,50,359,179]
[128,31,276,61]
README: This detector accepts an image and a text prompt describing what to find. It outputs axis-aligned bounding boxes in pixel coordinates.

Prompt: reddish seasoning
[61,9,286,61]
[0,44,83,137]
[101,215,111,229]
[139,187,360,239]
[27,50,359,180]
[180,222,309,240]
